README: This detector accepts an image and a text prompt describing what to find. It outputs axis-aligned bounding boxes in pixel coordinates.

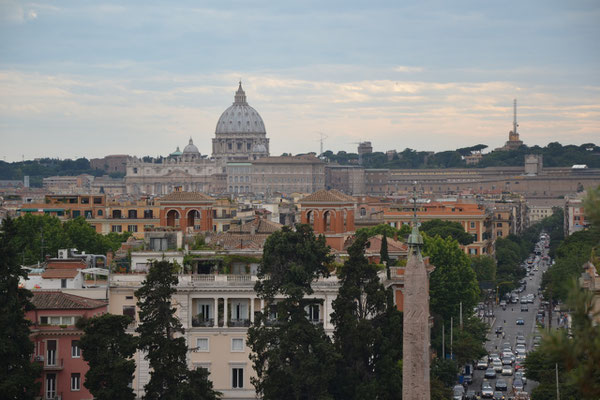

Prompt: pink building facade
[26,292,107,400]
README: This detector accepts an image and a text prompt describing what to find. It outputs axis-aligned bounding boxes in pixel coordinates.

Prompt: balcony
[309,319,324,326]
[228,318,251,327]
[44,358,64,370]
[192,317,214,327]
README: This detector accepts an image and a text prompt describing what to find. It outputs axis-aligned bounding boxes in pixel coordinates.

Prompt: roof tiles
[31,291,107,310]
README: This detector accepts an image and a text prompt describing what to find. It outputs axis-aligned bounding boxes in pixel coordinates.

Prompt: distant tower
[509,99,520,142]
[402,190,431,400]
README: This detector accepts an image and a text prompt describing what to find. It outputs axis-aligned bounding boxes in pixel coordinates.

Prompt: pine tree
[248,224,337,399]
[135,260,220,400]
[0,217,41,399]
[78,314,138,400]
[330,231,403,400]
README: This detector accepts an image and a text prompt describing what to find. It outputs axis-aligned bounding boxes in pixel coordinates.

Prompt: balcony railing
[228,318,251,327]
[192,317,215,327]
[309,319,324,326]
[44,358,64,370]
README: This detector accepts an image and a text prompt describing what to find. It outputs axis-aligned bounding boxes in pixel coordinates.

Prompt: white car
[501,365,513,376]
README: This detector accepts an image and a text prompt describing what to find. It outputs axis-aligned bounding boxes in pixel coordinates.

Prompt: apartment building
[27,292,107,400]
[109,269,339,399]
[565,196,590,236]
[383,201,494,255]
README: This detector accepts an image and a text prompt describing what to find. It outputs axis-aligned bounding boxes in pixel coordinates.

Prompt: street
[467,236,553,399]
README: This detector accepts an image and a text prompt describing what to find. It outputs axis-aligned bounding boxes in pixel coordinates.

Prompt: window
[232,367,244,389]
[133,167,138,174]
[71,373,81,391]
[97,209,103,216]
[144,209,153,219]
[196,338,209,352]
[111,225,122,233]
[231,338,244,352]
[61,279,67,288]
[47,340,57,366]
[127,225,138,233]
[71,340,80,358]
[72,210,81,218]
[469,248,478,255]
[496,222,503,227]
[469,222,475,229]
[93,197,103,204]
[497,230,503,237]
[123,306,136,321]
[46,373,56,399]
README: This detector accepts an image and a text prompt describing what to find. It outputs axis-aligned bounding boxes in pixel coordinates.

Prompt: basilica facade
[124,83,270,196]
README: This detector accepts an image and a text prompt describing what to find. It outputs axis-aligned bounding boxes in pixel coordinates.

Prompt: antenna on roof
[513,99,518,135]
[317,132,328,156]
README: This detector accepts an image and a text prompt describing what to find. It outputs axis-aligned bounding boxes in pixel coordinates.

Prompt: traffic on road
[459,233,554,400]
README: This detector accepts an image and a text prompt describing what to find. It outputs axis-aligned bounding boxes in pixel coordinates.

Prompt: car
[521,304,528,312]
[493,391,506,400]
[516,336,526,345]
[488,353,500,362]
[453,384,465,400]
[515,370,527,384]
[520,296,527,303]
[493,360,503,372]
[501,365,513,376]
[495,379,508,391]
[533,336,542,344]
[465,389,478,400]
[516,319,525,325]
[515,344,527,353]
[513,378,525,391]
[477,357,489,370]
[485,368,496,379]
[495,326,504,334]
[501,357,512,365]
[481,381,494,398]
[463,374,473,386]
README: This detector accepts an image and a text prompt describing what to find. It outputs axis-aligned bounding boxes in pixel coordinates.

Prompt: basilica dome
[215,82,266,135]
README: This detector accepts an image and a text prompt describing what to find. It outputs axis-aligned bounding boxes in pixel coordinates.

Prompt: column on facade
[323,295,328,328]
[249,296,255,323]
[213,297,218,327]
[223,297,228,327]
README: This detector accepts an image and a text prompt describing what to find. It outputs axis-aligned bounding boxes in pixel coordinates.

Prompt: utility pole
[450,317,453,359]
[555,363,560,400]
[442,323,445,358]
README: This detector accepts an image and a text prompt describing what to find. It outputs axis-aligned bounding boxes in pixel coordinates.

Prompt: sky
[0,0,599,162]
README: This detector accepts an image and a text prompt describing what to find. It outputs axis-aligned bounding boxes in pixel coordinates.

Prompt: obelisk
[402,206,431,400]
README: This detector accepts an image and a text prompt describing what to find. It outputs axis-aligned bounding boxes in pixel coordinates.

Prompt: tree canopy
[0,217,41,399]
[420,219,474,246]
[11,214,130,264]
[78,314,138,400]
[248,224,336,400]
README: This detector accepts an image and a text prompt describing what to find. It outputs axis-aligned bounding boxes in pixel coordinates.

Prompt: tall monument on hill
[402,197,431,400]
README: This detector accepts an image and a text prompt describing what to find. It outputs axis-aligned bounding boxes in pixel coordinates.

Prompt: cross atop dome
[234,81,247,105]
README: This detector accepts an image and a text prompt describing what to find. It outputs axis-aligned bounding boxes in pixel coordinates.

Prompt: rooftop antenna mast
[513,99,518,135]
[317,132,328,156]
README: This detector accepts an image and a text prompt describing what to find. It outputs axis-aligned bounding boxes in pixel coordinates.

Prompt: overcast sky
[1,0,598,162]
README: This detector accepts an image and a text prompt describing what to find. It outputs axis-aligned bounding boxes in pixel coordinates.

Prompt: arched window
[360,207,366,217]
[324,210,333,232]
[166,210,180,227]
[306,210,314,227]
[187,209,201,229]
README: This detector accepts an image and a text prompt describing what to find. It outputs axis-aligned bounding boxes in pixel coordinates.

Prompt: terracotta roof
[209,233,271,250]
[45,260,86,270]
[300,189,356,204]
[229,218,283,235]
[31,291,107,310]
[343,234,408,253]
[41,269,79,279]
[159,191,213,202]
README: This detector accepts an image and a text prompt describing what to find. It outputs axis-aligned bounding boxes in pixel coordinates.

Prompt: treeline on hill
[0,158,106,187]
[542,187,600,302]
[322,142,600,169]
[9,214,131,264]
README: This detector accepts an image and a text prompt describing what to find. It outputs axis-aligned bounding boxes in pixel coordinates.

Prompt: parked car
[477,357,489,370]
[521,305,528,312]
[516,319,525,325]
[453,384,465,400]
